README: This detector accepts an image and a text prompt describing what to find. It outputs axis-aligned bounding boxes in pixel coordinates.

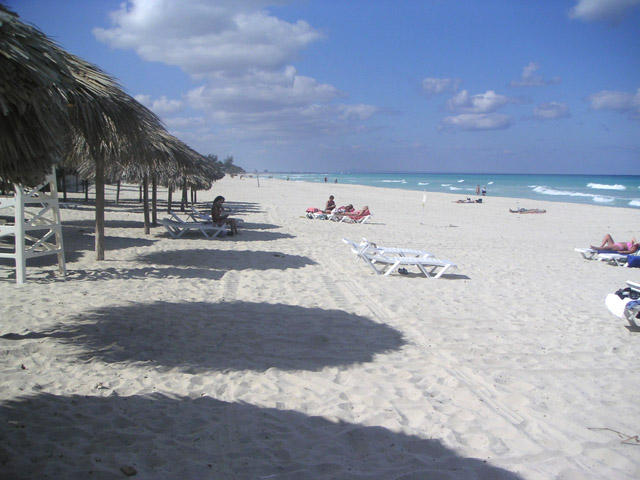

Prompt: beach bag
[615,286,640,300]
[627,256,640,268]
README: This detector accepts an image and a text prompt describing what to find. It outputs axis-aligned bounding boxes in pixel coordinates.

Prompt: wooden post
[143,175,150,235]
[181,178,188,212]
[95,158,105,261]
[151,176,158,226]
[167,186,173,213]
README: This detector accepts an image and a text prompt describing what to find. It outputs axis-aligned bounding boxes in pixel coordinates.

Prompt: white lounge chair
[605,281,640,327]
[159,214,227,239]
[329,210,371,223]
[342,238,455,278]
[575,247,629,266]
[190,206,213,222]
[361,238,432,258]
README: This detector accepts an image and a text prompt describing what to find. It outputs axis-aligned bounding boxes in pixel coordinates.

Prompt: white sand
[1,176,639,479]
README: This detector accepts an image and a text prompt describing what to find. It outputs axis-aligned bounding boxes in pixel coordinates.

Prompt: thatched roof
[0,5,72,185]
[0,5,173,186]
[66,125,224,189]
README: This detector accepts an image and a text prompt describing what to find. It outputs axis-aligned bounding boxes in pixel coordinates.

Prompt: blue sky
[6,0,640,174]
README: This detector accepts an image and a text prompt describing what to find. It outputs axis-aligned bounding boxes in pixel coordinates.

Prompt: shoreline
[1,176,639,479]
[263,172,640,210]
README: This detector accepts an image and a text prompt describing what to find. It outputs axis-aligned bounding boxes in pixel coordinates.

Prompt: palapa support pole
[143,175,150,235]
[95,157,105,261]
[151,176,157,226]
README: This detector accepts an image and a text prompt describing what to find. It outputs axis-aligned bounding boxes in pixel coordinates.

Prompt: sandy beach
[1,176,639,479]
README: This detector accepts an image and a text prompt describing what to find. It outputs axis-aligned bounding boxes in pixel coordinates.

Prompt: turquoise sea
[270,173,640,210]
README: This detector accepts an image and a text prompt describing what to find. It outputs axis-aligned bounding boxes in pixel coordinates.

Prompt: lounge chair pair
[605,281,640,328]
[329,210,372,223]
[343,238,456,278]
[159,213,227,239]
[575,248,632,266]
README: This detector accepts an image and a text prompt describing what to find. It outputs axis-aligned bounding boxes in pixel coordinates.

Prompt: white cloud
[533,102,571,120]
[94,0,323,77]
[336,104,380,120]
[135,94,184,114]
[422,77,460,95]
[163,116,207,129]
[509,62,561,87]
[94,1,381,142]
[440,113,513,131]
[568,0,640,23]
[185,67,341,113]
[446,90,512,113]
[587,88,640,119]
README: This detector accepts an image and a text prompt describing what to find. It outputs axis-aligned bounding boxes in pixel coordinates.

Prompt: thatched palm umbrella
[0,5,72,186]
[67,126,224,234]
[1,5,172,260]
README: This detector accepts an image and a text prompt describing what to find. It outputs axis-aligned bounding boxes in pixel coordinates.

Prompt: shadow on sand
[0,393,523,479]
[16,301,404,373]
[138,248,315,271]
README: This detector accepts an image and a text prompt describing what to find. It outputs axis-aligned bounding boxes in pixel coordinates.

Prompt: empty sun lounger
[159,214,227,239]
[342,238,455,278]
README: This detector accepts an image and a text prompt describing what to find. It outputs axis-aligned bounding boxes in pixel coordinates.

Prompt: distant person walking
[476,185,480,196]
[482,186,486,196]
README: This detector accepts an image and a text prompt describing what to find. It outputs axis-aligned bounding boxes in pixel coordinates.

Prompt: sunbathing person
[591,234,638,254]
[324,195,336,213]
[509,208,546,214]
[211,195,239,235]
[334,204,354,214]
[335,206,370,221]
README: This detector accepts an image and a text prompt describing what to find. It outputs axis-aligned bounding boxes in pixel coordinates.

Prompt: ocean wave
[587,183,626,191]
[441,184,451,187]
[629,199,640,208]
[417,182,429,186]
[533,186,614,203]
[487,181,494,185]
[449,186,462,191]
[457,179,464,183]
[382,179,406,183]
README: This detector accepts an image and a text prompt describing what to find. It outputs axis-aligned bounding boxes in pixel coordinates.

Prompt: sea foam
[587,183,626,190]
[533,186,614,204]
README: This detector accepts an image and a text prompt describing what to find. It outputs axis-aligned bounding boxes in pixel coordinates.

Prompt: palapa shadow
[138,248,314,271]
[0,393,524,479]
[34,300,405,373]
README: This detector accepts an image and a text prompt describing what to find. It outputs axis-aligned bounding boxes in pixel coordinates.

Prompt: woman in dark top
[211,195,239,235]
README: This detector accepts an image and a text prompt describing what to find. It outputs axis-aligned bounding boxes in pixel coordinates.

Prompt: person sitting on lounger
[324,195,336,213]
[211,195,239,235]
[591,234,638,254]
